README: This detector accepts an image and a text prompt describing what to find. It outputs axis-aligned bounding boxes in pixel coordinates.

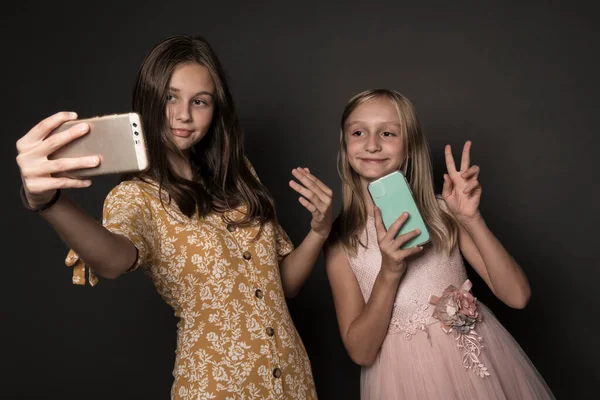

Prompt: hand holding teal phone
[368,171,430,249]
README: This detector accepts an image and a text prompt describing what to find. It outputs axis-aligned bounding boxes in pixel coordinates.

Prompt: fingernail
[76,123,87,132]
[69,112,77,119]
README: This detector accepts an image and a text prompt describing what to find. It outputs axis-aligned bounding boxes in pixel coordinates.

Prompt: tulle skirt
[361,303,555,400]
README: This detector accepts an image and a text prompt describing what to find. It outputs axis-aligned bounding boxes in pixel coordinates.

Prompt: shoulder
[105,178,161,207]
[324,238,346,268]
[325,215,356,261]
[325,216,343,251]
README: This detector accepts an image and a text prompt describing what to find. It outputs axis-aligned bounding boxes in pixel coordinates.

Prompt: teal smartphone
[368,171,430,249]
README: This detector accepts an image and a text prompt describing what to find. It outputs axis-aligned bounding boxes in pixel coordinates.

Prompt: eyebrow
[168,87,215,97]
[346,120,402,129]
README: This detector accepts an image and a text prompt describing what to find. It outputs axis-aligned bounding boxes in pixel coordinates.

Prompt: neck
[360,177,376,217]
[168,151,193,180]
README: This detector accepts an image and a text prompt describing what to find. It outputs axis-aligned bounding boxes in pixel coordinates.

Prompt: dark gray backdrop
[2,0,598,398]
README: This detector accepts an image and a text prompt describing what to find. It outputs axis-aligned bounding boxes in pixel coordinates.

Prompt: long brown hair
[332,89,458,254]
[126,35,275,226]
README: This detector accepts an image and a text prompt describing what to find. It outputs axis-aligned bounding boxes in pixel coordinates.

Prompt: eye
[351,130,365,137]
[382,131,396,137]
[193,99,207,106]
[166,94,176,102]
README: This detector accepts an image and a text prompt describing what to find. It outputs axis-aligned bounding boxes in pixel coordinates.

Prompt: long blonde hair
[333,89,458,254]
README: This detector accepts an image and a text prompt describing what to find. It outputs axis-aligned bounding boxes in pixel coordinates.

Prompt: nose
[174,102,192,122]
[365,133,381,153]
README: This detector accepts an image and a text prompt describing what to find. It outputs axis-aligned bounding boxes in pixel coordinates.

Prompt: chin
[357,167,397,181]
[171,135,198,152]
[172,141,192,152]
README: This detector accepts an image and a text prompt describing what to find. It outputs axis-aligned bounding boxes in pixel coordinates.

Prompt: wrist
[309,227,330,242]
[456,211,483,226]
[456,212,486,234]
[20,186,61,213]
[379,264,405,284]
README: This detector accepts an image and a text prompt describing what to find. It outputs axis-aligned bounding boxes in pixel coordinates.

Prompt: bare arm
[456,214,531,309]
[279,167,333,297]
[37,194,137,279]
[442,141,531,309]
[325,209,423,366]
[325,242,401,366]
[17,112,137,279]
[279,229,327,298]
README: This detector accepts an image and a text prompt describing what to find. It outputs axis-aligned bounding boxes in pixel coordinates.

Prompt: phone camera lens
[134,131,139,136]
[133,123,138,127]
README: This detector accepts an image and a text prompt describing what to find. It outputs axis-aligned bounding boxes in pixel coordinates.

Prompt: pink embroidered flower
[429,280,490,378]
[431,285,460,325]
[457,291,478,318]
[432,284,480,333]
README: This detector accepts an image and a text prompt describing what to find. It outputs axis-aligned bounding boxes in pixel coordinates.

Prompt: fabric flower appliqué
[429,279,490,378]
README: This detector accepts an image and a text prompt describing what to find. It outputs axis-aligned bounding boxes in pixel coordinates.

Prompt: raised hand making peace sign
[442,141,482,220]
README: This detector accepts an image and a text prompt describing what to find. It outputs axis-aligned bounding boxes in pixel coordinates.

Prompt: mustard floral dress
[66,170,318,399]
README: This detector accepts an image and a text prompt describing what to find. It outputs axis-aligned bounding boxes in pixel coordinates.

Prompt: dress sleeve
[275,223,294,261]
[66,181,155,286]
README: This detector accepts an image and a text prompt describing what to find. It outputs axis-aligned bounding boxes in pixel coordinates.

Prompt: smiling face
[344,96,406,184]
[165,62,216,154]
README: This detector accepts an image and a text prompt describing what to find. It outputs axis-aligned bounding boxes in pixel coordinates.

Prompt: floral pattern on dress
[68,175,317,400]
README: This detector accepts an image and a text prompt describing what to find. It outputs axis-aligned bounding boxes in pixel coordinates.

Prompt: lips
[171,128,194,138]
[359,158,387,164]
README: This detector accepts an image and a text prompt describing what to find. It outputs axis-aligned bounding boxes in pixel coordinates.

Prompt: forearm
[39,194,137,278]
[345,269,402,366]
[459,214,531,307]
[279,230,326,297]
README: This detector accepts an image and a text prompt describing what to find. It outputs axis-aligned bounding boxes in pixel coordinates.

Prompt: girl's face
[345,97,406,183]
[166,62,216,153]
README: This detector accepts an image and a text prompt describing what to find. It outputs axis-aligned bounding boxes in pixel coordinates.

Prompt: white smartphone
[48,112,149,177]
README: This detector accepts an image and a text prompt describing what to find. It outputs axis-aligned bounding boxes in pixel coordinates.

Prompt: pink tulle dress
[346,215,555,400]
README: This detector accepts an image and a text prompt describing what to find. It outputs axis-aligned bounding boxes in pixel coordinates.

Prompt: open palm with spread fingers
[374,207,424,277]
[16,112,100,208]
[289,167,333,239]
[442,140,482,220]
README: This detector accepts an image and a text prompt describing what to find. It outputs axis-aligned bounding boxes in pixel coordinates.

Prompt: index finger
[296,168,333,198]
[292,168,330,203]
[386,212,409,240]
[444,144,457,174]
[27,111,78,144]
[460,141,472,171]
